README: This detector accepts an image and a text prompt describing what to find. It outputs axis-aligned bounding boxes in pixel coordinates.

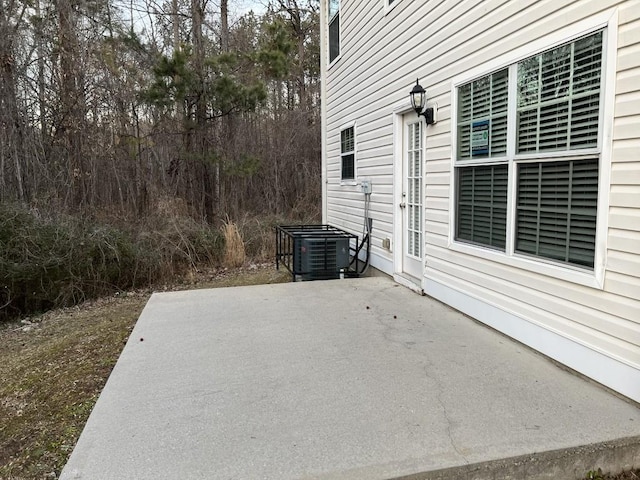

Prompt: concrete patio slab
[60,276,640,480]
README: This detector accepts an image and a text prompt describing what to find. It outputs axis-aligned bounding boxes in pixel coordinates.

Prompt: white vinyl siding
[322,0,640,400]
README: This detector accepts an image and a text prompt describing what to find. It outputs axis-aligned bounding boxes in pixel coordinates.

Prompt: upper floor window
[328,0,340,63]
[454,30,604,269]
[341,126,355,181]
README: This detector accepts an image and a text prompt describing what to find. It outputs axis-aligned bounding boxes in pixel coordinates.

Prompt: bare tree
[55,0,87,206]
[0,0,321,222]
[0,0,29,202]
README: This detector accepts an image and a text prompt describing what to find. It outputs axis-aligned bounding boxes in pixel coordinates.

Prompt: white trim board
[424,277,640,404]
[368,250,393,276]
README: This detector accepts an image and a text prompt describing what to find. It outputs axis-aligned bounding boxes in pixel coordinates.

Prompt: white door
[401,116,423,280]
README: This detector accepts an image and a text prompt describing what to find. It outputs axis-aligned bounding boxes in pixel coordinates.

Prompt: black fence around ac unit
[275,225,361,281]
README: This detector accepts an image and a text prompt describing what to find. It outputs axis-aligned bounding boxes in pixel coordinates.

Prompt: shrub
[0,203,224,322]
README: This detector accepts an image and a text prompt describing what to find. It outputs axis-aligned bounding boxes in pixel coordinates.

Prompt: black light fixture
[409,79,435,125]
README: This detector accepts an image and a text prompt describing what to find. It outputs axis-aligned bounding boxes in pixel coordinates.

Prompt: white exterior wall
[322,0,640,402]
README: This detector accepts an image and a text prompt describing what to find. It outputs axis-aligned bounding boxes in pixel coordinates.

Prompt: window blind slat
[573,31,603,95]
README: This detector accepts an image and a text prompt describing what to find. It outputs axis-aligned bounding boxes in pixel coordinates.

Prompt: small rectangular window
[328,0,340,63]
[341,126,355,181]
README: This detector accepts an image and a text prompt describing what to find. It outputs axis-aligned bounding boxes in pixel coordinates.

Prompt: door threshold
[393,272,424,295]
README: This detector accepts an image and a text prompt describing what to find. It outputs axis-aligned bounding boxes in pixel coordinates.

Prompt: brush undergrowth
[0,204,224,322]
[0,203,315,323]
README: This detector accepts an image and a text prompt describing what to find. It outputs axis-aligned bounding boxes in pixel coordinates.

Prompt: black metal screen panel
[275,225,359,281]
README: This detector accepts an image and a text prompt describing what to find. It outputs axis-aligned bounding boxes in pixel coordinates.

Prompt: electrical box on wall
[427,103,438,125]
[361,179,372,194]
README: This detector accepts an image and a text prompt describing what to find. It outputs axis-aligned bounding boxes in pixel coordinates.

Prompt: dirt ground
[0,265,637,480]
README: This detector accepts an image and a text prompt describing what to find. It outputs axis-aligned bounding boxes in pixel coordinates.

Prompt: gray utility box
[294,237,350,280]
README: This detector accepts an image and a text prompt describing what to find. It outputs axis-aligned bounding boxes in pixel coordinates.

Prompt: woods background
[0,0,319,218]
[0,0,321,319]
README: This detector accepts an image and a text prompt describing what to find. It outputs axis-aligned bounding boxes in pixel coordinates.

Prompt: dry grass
[0,294,147,479]
[0,203,225,323]
[588,469,640,480]
[222,219,246,268]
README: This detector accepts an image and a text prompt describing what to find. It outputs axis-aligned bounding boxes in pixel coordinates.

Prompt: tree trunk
[57,0,86,207]
[0,0,25,202]
[215,0,230,216]
[35,0,48,137]
[220,0,229,53]
[172,0,180,51]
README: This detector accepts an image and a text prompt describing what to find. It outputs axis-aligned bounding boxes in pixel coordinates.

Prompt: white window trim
[328,0,341,68]
[340,121,357,186]
[448,9,618,290]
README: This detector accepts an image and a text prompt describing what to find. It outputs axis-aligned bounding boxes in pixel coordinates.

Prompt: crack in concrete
[422,363,470,466]
[370,297,470,466]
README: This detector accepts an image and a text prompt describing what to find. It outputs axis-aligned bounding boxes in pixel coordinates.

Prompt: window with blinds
[454,30,603,269]
[516,159,598,267]
[457,69,509,160]
[457,165,508,250]
[517,31,602,153]
[341,126,354,180]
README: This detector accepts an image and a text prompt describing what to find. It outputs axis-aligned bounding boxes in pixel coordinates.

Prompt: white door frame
[392,107,426,293]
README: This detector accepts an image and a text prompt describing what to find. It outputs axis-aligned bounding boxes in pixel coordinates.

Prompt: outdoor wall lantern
[409,79,436,125]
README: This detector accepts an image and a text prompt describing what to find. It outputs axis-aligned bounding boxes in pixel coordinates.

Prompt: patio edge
[392,435,640,480]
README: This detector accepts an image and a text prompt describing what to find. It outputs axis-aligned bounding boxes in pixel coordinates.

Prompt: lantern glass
[410,80,426,114]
